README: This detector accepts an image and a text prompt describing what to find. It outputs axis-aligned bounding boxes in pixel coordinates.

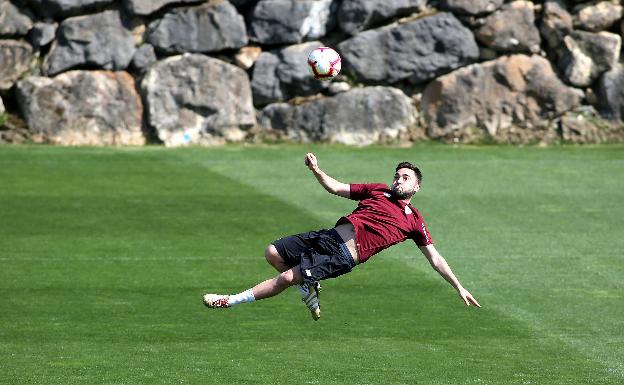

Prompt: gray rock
[338,12,479,84]
[27,0,115,18]
[0,95,4,114]
[540,0,573,52]
[141,54,256,146]
[16,71,144,145]
[439,0,503,15]
[44,10,136,76]
[131,43,156,70]
[559,31,621,87]
[475,1,541,53]
[337,0,425,36]
[0,0,33,36]
[249,0,338,45]
[146,1,247,54]
[123,0,202,16]
[573,1,623,32]
[259,86,416,145]
[30,21,57,49]
[251,41,328,107]
[422,54,582,140]
[597,64,624,121]
[0,39,36,91]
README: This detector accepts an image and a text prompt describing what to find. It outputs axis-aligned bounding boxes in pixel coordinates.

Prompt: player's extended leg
[202,266,302,307]
[203,243,321,320]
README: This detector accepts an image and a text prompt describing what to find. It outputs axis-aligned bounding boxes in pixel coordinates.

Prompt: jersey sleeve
[349,183,388,201]
[412,216,433,246]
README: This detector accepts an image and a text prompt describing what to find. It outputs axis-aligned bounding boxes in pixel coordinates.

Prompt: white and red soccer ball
[307,47,341,80]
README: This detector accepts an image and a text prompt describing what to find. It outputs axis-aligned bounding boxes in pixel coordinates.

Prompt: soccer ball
[307,47,341,80]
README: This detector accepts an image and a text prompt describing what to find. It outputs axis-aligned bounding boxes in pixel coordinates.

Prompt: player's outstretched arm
[418,244,481,308]
[304,152,350,198]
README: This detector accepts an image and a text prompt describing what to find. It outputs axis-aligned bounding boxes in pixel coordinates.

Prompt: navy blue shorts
[271,229,356,285]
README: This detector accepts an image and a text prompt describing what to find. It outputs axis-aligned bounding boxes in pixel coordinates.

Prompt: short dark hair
[396,162,422,184]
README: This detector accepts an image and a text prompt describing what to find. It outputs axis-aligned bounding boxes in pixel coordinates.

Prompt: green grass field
[1,144,623,385]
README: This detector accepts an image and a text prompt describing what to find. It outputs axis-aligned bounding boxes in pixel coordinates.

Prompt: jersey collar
[384,191,414,215]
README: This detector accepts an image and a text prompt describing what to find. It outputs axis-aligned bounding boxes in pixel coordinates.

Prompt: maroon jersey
[336,183,433,263]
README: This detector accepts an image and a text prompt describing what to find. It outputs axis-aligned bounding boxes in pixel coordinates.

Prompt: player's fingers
[470,296,482,308]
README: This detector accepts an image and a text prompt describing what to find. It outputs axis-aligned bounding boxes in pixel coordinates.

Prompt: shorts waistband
[327,228,355,267]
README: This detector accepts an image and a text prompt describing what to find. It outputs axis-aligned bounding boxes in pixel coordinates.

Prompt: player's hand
[304,153,318,170]
[458,287,481,308]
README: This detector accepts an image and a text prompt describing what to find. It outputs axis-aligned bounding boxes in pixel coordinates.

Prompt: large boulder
[558,30,621,87]
[259,86,416,145]
[123,0,202,16]
[26,0,115,18]
[475,1,541,54]
[572,1,623,32]
[338,12,479,84]
[438,0,503,15]
[0,0,33,36]
[141,54,256,146]
[146,1,247,54]
[251,41,328,107]
[0,39,36,91]
[422,54,582,141]
[249,0,338,45]
[337,0,425,36]
[16,71,144,145]
[596,64,624,121]
[44,10,136,76]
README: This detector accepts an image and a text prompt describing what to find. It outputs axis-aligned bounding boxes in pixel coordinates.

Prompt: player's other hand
[458,287,481,308]
[304,153,318,170]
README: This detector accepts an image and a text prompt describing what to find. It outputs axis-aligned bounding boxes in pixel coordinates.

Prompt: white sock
[228,288,256,306]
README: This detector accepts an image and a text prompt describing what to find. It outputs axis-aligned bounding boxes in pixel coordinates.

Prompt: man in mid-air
[203,153,480,320]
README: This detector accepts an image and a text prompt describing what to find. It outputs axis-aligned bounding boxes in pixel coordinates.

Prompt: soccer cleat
[299,283,321,321]
[202,294,230,308]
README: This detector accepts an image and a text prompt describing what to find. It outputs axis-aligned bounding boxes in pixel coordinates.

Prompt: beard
[391,185,415,200]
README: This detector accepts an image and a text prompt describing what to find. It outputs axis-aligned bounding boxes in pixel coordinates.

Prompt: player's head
[392,162,422,199]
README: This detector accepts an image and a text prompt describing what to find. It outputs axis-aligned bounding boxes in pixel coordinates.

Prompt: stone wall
[1,0,623,146]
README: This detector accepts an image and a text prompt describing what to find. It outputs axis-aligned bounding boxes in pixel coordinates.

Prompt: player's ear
[414,182,421,192]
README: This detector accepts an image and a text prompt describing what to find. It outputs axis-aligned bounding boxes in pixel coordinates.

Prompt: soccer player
[203,153,481,320]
